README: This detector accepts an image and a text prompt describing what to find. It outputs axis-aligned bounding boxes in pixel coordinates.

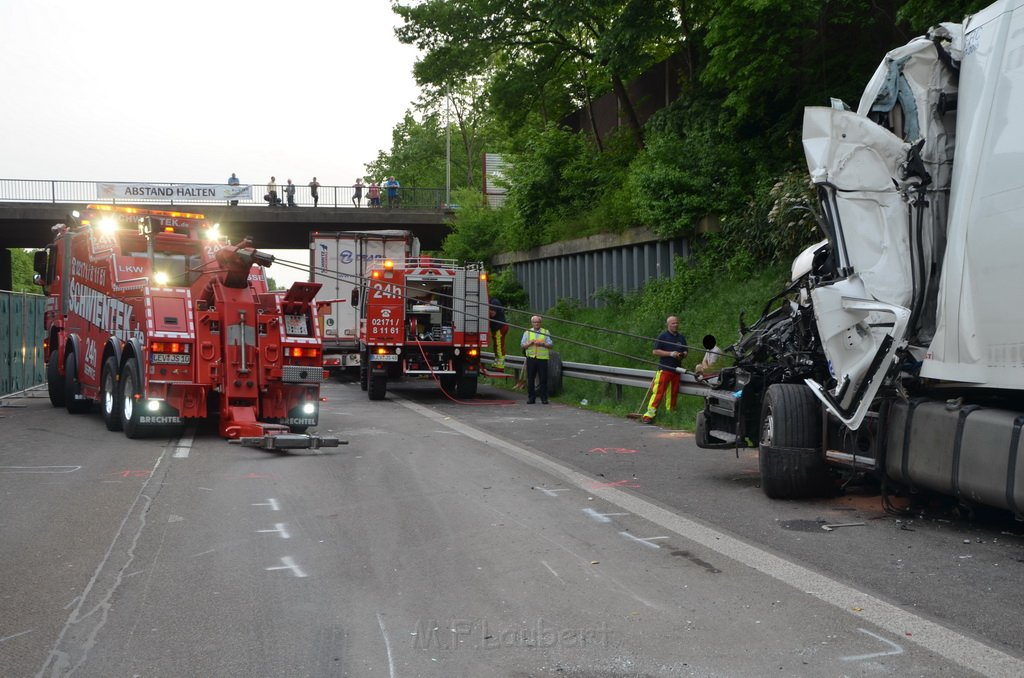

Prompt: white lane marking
[376,613,396,678]
[0,629,33,643]
[393,394,1024,678]
[265,556,307,578]
[256,523,291,539]
[541,560,566,586]
[842,628,905,662]
[582,508,628,523]
[0,466,80,473]
[252,498,280,511]
[172,428,195,458]
[536,487,570,497]
[620,532,668,549]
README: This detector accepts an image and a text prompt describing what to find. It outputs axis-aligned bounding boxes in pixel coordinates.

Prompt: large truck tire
[547,352,563,396]
[359,350,369,391]
[101,356,123,431]
[758,383,830,499]
[47,350,66,407]
[121,359,152,439]
[456,374,478,399]
[368,373,387,400]
[439,374,457,393]
[695,410,709,445]
[64,351,91,414]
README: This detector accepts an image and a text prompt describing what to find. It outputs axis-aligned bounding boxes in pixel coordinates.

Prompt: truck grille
[282,365,324,383]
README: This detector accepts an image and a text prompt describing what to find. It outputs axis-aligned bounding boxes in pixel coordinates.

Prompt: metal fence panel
[508,235,689,312]
[1,291,46,396]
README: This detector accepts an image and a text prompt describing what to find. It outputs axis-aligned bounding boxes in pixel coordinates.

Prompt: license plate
[152,353,190,364]
[370,354,398,362]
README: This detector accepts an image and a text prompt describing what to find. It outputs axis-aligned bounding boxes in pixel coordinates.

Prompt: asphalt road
[1,378,1023,678]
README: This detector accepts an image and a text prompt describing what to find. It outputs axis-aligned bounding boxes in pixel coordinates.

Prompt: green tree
[8,248,38,293]
[365,111,447,187]
[393,0,685,148]
[897,0,990,30]
[441,188,512,262]
[387,0,981,267]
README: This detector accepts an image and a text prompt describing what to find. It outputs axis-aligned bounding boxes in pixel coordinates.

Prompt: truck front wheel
[758,383,830,499]
[47,350,66,407]
[101,357,123,431]
[64,351,91,414]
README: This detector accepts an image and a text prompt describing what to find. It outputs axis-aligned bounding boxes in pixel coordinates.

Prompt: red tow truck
[34,204,340,450]
[357,257,489,400]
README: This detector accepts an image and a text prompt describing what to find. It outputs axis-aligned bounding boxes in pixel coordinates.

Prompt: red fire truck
[34,204,338,450]
[357,257,489,400]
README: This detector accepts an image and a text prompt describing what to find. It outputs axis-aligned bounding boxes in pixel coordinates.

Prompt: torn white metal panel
[802,107,914,309]
[805,277,911,429]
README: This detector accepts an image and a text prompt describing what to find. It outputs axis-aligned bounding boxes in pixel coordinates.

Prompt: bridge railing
[1,291,45,397]
[0,179,448,210]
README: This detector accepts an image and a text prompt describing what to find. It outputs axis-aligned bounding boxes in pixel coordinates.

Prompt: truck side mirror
[33,250,48,277]
[350,288,359,308]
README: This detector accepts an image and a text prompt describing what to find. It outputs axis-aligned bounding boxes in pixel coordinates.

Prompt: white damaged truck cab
[697,0,1024,512]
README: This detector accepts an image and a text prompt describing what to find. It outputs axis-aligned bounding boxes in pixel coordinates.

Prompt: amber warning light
[285,347,320,358]
[149,341,189,353]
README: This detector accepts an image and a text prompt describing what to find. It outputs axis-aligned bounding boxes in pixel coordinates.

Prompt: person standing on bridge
[520,315,553,404]
[227,172,240,206]
[309,177,320,207]
[368,181,381,207]
[266,176,279,207]
[353,178,364,207]
[642,315,688,424]
[384,176,400,208]
[285,179,296,207]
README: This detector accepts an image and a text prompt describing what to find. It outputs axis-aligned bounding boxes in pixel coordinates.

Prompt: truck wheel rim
[762,406,775,446]
[123,374,134,421]
[104,371,115,415]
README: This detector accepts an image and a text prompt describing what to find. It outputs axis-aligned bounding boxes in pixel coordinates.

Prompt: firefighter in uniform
[643,315,687,423]
[489,296,508,369]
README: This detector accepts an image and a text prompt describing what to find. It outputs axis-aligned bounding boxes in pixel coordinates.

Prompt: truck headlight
[302,402,316,415]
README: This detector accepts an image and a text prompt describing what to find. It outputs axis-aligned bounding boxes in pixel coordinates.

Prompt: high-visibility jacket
[521,329,551,359]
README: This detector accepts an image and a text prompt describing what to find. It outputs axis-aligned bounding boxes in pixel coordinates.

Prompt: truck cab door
[801,106,915,429]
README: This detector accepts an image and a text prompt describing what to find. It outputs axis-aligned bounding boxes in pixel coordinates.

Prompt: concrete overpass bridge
[0,178,455,289]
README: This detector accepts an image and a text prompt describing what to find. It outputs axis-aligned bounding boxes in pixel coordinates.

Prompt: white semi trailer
[697,0,1024,514]
[310,231,420,377]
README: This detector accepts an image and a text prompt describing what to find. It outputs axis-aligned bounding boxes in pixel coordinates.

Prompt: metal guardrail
[0,178,448,210]
[483,353,713,400]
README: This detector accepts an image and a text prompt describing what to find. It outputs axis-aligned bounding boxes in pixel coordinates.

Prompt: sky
[0,1,425,287]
